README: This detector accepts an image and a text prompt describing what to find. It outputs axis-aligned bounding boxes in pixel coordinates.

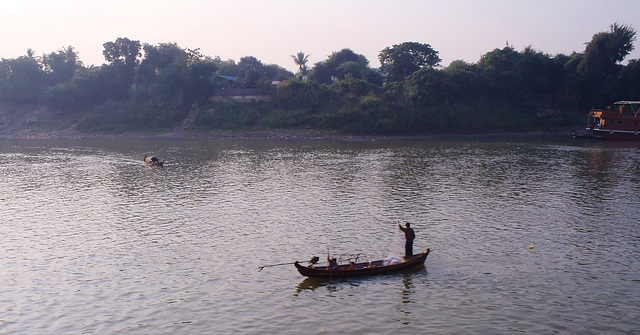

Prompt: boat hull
[144,156,164,166]
[294,248,430,278]
[592,129,640,140]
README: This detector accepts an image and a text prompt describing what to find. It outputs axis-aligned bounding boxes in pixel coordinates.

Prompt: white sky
[2,0,639,73]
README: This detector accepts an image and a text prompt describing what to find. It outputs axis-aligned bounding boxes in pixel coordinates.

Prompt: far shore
[0,127,583,141]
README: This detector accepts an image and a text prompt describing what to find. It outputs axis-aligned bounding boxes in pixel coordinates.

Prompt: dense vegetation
[0,23,638,135]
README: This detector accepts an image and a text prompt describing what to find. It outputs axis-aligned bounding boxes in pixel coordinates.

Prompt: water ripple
[1,138,639,334]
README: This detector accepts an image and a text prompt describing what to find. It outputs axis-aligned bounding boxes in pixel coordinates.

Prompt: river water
[0,137,639,334]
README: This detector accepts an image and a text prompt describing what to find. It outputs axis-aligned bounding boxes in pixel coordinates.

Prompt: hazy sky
[2,0,639,72]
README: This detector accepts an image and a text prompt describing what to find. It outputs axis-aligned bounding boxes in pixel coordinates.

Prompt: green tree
[262,63,293,82]
[615,58,640,99]
[379,42,441,82]
[25,48,37,59]
[238,56,263,87]
[291,52,310,76]
[136,42,186,85]
[607,23,636,62]
[102,37,142,100]
[405,67,453,107]
[135,43,188,106]
[578,23,636,78]
[214,58,238,77]
[476,46,523,100]
[135,43,223,106]
[273,78,323,111]
[44,66,106,110]
[443,60,479,100]
[0,54,47,103]
[103,37,142,67]
[43,46,82,84]
[308,48,370,84]
[336,61,365,79]
[186,60,218,103]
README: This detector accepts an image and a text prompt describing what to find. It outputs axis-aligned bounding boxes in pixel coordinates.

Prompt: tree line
[0,23,638,134]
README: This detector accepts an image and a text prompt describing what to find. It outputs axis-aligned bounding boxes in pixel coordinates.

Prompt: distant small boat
[143,155,164,166]
[294,248,430,278]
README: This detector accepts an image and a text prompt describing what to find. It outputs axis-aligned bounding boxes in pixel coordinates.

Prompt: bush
[75,101,186,132]
[190,102,258,130]
[261,108,310,128]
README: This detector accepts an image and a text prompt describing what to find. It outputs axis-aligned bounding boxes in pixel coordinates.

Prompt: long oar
[258,261,296,272]
[258,256,320,272]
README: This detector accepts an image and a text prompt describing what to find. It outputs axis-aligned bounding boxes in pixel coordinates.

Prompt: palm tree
[62,45,81,66]
[26,48,36,59]
[291,52,310,76]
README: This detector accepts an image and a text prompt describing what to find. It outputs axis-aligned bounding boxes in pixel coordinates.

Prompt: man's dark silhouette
[398,222,415,259]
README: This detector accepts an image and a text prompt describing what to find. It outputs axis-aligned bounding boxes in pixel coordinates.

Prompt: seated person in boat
[327,257,338,270]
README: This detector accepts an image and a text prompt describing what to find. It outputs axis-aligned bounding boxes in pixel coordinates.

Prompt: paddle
[258,256,320,272]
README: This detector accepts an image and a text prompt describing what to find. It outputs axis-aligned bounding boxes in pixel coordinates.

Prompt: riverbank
[0,103,581,141]
[0,127,581,142]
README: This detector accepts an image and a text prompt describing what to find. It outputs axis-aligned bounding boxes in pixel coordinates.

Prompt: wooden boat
[144,155,164,166]
[586,101,640,140]
[294,248,430,278]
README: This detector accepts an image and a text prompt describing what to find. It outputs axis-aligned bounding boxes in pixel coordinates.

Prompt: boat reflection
[296,277,329,292]
[294,267,428,298]
[294,277,353,297]
[401,273,415,305]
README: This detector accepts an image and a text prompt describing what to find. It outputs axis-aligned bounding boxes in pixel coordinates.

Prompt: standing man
[398,222,415,259]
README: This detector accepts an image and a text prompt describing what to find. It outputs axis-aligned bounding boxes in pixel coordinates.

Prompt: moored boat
[144,155,164,166]
[294,248,430,278]
[586,101,640,140]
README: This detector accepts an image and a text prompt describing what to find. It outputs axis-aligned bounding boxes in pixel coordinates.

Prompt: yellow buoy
[529,245,534,249]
